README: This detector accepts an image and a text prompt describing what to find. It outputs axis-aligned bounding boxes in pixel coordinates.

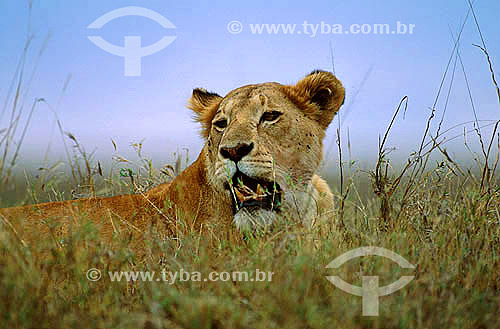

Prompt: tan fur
[0,70,345,250]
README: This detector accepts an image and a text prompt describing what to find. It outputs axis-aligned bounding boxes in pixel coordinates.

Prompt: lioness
[0,70,344,248]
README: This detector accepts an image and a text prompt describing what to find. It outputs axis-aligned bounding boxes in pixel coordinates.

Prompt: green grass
[0,157,499,328]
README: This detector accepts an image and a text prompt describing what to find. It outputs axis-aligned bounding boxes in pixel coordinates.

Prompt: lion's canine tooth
[256,184,263,195]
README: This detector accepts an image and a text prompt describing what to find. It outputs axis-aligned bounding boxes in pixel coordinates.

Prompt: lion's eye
[213,119,228,131]
[260,111,282,123]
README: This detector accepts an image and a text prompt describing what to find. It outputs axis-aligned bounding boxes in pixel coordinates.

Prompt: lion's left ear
[282,70,345,129]
[188,88,223,139]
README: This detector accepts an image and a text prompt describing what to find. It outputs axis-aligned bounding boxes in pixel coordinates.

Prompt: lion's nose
[219,142,254,162]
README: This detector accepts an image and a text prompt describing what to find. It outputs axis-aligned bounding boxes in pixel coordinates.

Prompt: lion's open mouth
[226,171,282,213]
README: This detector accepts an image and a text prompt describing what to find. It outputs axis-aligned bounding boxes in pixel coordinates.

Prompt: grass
[0,167,499,328]
[1,1,500,328]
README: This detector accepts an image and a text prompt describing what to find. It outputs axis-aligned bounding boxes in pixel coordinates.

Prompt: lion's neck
[150,147,234,230]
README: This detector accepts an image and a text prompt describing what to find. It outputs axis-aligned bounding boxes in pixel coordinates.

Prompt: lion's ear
[282,70,345,129]
[188,88,223,139]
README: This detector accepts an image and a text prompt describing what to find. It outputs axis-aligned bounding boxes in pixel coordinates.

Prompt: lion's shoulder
[311,174,334,214]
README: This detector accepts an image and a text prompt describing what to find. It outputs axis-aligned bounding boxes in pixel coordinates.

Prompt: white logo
[87,6,177,76]
[325,246,415,316]
[86,268,102,281]
[227,21,243,34]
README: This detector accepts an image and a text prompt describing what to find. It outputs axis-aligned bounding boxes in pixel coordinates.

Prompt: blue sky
[1,0,499,170]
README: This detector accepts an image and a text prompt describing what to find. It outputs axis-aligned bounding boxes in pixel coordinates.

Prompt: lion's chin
[232,207,277,232]
[231,187,320,232]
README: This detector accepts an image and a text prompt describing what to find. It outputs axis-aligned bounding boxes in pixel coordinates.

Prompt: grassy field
[0,151,499,328]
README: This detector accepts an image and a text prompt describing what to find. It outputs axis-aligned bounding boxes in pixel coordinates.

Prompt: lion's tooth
[256,184,263,196]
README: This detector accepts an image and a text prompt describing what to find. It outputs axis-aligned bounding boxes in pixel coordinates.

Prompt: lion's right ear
[188,88,223,139]
[281,70,345,130]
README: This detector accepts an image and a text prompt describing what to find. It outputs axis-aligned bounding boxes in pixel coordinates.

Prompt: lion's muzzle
[225,171,282,214]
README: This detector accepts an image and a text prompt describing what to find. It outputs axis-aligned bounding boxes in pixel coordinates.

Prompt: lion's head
[188,70,345,230]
